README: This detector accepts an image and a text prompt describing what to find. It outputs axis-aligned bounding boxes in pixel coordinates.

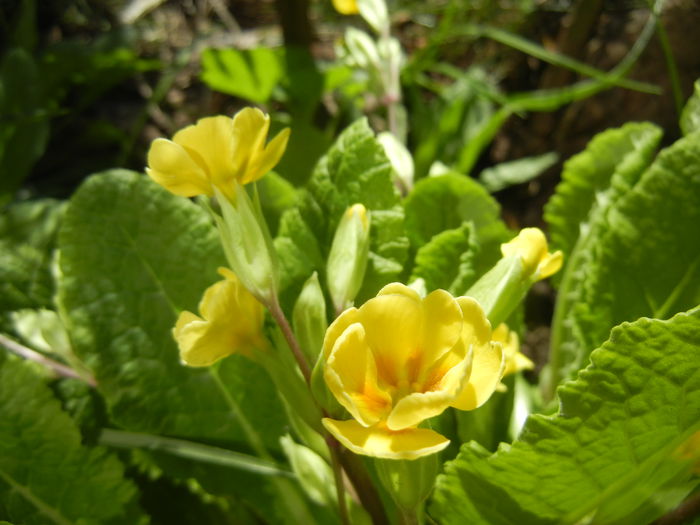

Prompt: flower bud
[466,228,562,327]
[326,204,371,313]
[292,272,328,363]
[375,454,439,513]
[214,184,279,305]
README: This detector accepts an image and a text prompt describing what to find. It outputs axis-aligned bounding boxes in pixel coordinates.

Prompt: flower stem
[327,436,351,525]
[267,298,312,385]
[0,333,97,387]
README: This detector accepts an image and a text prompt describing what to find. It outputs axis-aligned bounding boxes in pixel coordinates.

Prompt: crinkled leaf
[404,172,510,278]
[431,308,700,525]
[681,79,700,136]
[57,170,286,449]
[0,355,143,525]
[544,122,662,263]
[275,118,409,310]
[549,131,700,388]
[410,222,479,294]
[0,199,63,323]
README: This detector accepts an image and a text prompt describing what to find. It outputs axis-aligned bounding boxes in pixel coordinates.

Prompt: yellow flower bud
[332,0,359,15]
[492,323,534,392]
[173,268,265,367]
[321,283,505,460]
[500,228,563,282]
[146,107,290,200]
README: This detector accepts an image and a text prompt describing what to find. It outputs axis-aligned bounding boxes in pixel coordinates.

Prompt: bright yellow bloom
[174,268,265,367]
[332,0,359,15]
[322,283,504,460]
[146,107,290,200]
[492,324,534,391]
[500,228,563,281]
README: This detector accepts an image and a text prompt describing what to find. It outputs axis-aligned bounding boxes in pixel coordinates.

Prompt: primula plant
[1,1,700,525]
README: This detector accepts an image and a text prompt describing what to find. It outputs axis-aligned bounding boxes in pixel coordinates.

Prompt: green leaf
[681,79,700,136]
[410,222,479,295]
[431,308,700,525]
[404,173,510,279]
[275,118,409,310]
[0,199,63,321]
[57,170,286,449]
[478,152,558,193]
[0,48,50,203]
[544,122,662,262]
[549,131,700,392]
[200,47,283,104]
[0,355,143,524]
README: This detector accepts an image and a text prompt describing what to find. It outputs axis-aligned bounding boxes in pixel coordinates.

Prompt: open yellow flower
[174,268,265,367]
[332,0,359,15]
[492,324,534,391]
[501,228,563,281]
[146,107,290,200]
[322,283,504,460]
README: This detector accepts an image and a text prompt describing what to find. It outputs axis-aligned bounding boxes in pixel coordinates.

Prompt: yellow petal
[332,0,359,14]
[323,307,361,359]
[376,282,421,302]
[457,296,492,345]
[174,315,244,366]
[322,419,449,460]
[419,289,463,370]
[146,139,211,196]
[325,323,392,426]
[173,116,236,191]
[538,250,563,280]
[451,341,504,411]
[231,108,270,180]
[243,127,291,184]
[386,354,471,430]
[174,311,202,339]
[358,293,422,385]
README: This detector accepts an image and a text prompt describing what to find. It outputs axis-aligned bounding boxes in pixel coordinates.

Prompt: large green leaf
[403,172,510,280]
[275,118,409,310]
[544,122,662,262]
[548,131,700,393]
[431,308,700,525]
[0,355,143,524]
[57,170,286,448]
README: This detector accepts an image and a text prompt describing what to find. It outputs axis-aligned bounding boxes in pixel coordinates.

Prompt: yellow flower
[492,324,534,391]
[332,0,359,15]
[322,283,504,460]
[146,107,290,200]
[174,268,265,367]
[500,228,563,281]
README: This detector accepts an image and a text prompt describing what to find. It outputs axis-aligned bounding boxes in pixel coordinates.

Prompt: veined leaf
[275,118,409,310]
[0,355,143,525]
[548,130,700,394]
[404,172,510,279]
[544,122,662,262]
[410,222,479,295]
[431,308,700,525]
[57,170,286,448]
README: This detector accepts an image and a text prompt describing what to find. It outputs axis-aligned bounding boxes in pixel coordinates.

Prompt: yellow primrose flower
[492,324,534,391]
[332,0,359,15]
[146,107,290,200]
[501,228,563,281]
[322,283,504,460]
[174,268,265,367]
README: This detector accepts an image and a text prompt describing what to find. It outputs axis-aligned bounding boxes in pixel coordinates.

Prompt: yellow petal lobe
[322,419,450,460]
